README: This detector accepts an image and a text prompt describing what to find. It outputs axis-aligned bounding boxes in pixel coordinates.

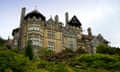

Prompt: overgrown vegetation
[96,44,120,55]
[1,37,120,72]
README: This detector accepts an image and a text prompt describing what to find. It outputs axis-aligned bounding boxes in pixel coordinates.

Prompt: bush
[96,44,120,55]
[5,68,13,72]
[74,54,120,70]
[75,47,86,55]
[0,50,33,72]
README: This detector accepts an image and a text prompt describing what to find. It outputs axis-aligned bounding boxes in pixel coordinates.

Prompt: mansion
[11,7,108,54]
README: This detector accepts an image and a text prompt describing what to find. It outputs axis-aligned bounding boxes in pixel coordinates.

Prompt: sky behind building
[0,0,120,47]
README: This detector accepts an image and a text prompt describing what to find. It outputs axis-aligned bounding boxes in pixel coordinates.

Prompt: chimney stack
[65,12,69,25]
[20,7,26,25]
[55,15,59,23]
[18,7,26,49]
[87,27,92,36]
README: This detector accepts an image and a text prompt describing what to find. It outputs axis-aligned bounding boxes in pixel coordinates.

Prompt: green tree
[96,44,120,55]
[0,37,5,47]
[25,40,34,60]
[96,44,109,54]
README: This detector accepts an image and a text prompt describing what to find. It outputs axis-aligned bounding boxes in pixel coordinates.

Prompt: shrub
[74,54,120,70]
[0,50,33,72]
[25,40,34,60]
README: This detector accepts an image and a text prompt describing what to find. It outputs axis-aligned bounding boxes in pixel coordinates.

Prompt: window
[28,34,32,40]
[48,31,55,39]
[69,33,73,37]
[69,44,73,49]
[14,40,18,46]
[28,24,40,31]
[32,40,39,46]
[34,34,39,40]
[27,34,41,46]
[48,41,55,51]
[48,32,51,38]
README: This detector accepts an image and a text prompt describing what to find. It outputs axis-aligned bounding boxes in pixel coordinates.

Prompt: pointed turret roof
[47,16,54,24]
[48,16,54,22]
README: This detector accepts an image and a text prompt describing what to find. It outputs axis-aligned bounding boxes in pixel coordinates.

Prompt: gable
[68,15,82,27]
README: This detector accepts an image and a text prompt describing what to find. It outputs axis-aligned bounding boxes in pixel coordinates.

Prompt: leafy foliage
[0,50,33,72]
[1,37,120,72]
[0,37,5,46]
[74,54,120,71]
[96,44,120,55]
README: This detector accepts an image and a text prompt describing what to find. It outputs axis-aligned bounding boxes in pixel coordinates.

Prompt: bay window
[28,23,40,31]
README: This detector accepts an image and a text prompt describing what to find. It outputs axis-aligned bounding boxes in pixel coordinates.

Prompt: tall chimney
[65,12,69,25]
[18,7,26,49]
[20,7,26,26]
[55,15,59,23]
[87,27,92,36]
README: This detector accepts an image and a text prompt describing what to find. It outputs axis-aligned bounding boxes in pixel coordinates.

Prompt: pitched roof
[68,15,82,27]
[96,34,109,43]
[82,34,94,40]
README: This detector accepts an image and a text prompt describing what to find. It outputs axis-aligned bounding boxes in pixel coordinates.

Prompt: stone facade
[12,7,109,54]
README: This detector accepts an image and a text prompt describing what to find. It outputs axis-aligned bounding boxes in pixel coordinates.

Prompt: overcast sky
[0,0,120,47]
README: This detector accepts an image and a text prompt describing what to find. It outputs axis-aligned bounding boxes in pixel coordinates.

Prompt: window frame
[47,31,55,39]
[48,41,55,51]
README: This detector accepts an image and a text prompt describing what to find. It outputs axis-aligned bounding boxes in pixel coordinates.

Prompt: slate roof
[68,15,82,27]
[81,34,94,40]
[24,10,45,20]
[81,34,109,44]
[12,28,19,36]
